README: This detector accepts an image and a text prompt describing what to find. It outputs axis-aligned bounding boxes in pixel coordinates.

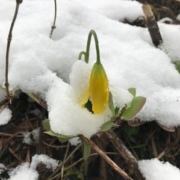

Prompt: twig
[43,141,67,149]
[79,134,133,180]
[48,152,120,180]
[106,131,145,180]
[5,0,23,102]
[9,147,22,162]
[50,0,57,38]
[47,144,81,180]
[94,135,108,180]
[61,143,70,180]
[150,135,158,157]
[106,131,137,173]
[0,132,22,138]
[5,131,23,142]
[25,148,30,163]
[156,147,170,159]
[156,150,165,160]
[142,4,163,47]
[64,157,83,171]
[26,93,47,109]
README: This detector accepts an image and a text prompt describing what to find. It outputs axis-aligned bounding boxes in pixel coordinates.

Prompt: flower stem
[79,30,101,64]
[78,51,86,62]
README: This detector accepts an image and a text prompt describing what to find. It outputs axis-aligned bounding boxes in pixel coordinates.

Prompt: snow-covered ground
[7,154,58,180]
[1,0,180,179]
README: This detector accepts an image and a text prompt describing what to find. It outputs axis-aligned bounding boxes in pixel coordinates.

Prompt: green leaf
[83,142,91,160]
[108,92,115,115]
[58,137,72,143]
[128,88,136,97]
[44,130,58,137]
[45,130,74,142]
[173,60,180,74]
[122,96,146,120]
[42,119,51,131]
[101,121,115,131]
[56,134,74,140]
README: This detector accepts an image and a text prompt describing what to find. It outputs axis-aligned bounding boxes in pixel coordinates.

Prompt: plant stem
[78,51,86,61]
[79,30,101,64]
[50,0,57,38]
[5,0,22,100]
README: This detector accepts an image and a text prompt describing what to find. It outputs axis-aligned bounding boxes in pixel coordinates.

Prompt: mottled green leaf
[101,121,115,131]
[122,96,146,120]
[128,88,136,97]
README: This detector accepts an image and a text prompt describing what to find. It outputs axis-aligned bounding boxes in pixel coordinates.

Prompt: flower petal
[89,62,109,114]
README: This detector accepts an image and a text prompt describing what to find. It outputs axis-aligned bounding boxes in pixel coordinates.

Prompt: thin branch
[142,4,162,47]
[156,147,170,160]
[5,0,23,101]
[150,135,158,157]
[47,144,81,180]
[48,152,120,180]
[79,134,133,180]
[50,0,57,38]
[61,143,70,179]
[106,131,145,180]
[106,131,137,172]
[26,93,47,110]
[0,131,22,138]
[9,147,22,162]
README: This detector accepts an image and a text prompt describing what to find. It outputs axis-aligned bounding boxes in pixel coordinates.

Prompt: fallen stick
[142,4,163,47]
[106,131,145,180]
[79,134,133,180]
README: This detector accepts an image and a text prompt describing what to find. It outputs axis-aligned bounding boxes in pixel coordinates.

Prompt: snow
[30,154,58,171]
[1,0,180,179]
[7,155,58,180]
[46,77,112,138]
[176,13,180,21]
[0,163,6,174]
[22,131,32,144]
[0,107,12,126]
[138,159,180,180]
[22,128,40,145]
[75,0,144,22]
[0,0,180,140]
[8,163,38,180]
